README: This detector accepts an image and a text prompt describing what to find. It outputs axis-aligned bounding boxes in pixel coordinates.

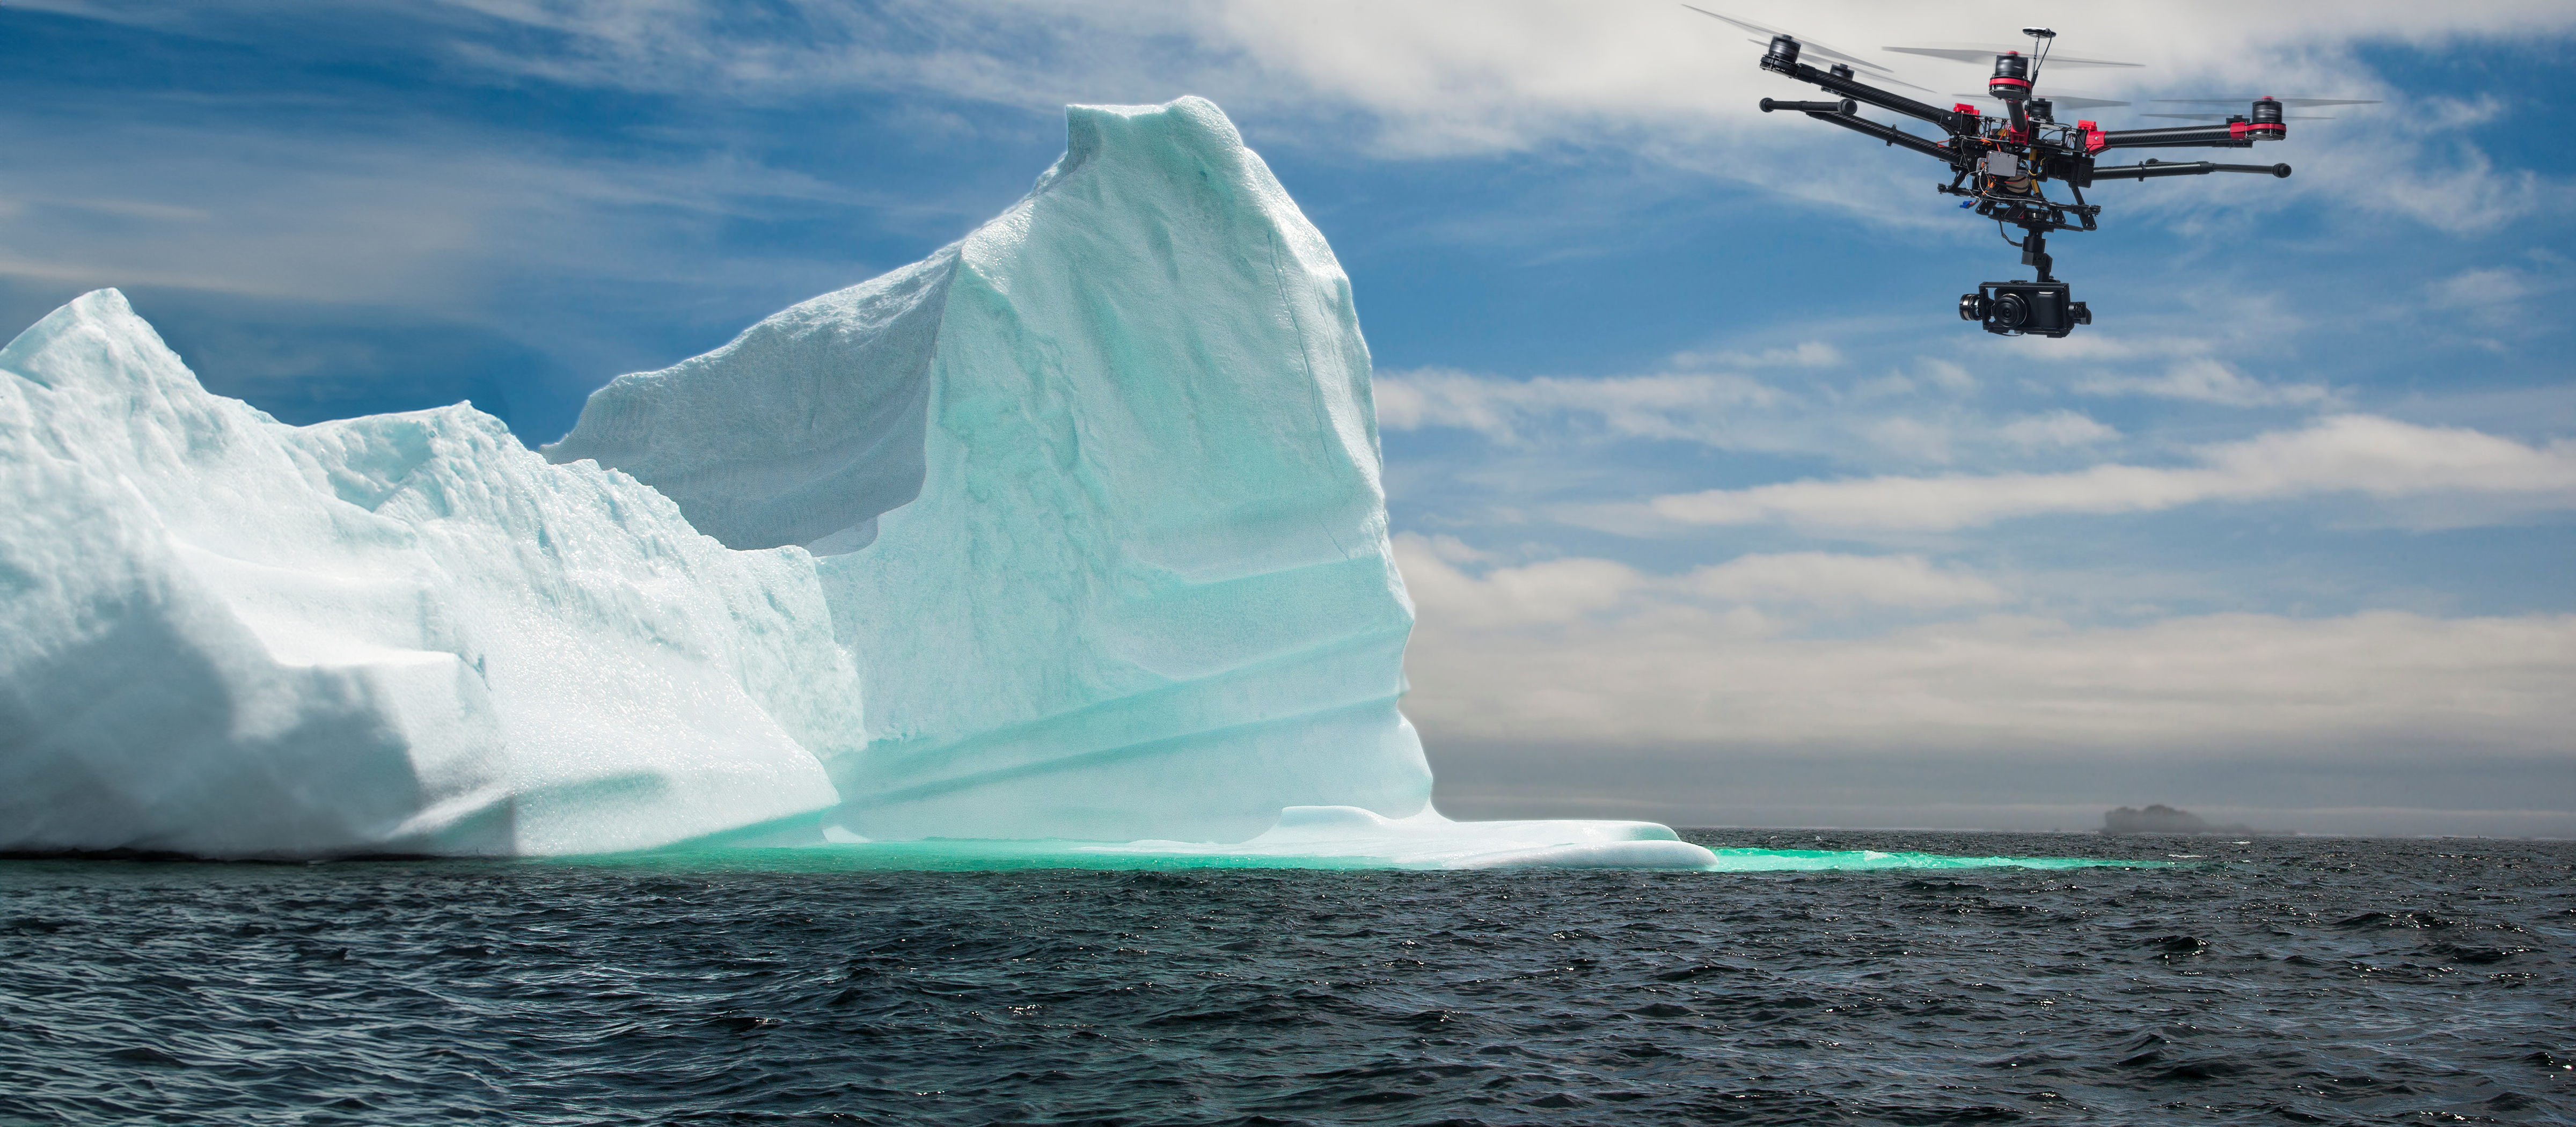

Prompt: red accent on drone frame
[1988,77,2031,89]
[1954,103,1981,115]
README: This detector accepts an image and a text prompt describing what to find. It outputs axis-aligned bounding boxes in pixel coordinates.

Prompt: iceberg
[0,96,1714,869]
[550,97,1434,845]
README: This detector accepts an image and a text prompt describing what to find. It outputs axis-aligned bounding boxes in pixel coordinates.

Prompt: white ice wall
[0,292,848,857]
[551,98,1432,843]
[825,99,1430,841]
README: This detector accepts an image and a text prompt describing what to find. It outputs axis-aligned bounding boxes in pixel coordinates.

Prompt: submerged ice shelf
[0,97,2149,874]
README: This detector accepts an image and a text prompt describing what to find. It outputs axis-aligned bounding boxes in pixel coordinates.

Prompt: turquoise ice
[1,98,2146,873]
[553,97,1434,845]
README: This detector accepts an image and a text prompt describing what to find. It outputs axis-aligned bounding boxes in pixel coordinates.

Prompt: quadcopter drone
[1688,7,2377,338]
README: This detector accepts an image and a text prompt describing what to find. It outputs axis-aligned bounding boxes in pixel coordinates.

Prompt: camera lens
[1958,293,1987,321]
[1992,292,2030,330]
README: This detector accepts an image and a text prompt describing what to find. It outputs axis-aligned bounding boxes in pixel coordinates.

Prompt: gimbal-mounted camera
[1695,7,2376,338]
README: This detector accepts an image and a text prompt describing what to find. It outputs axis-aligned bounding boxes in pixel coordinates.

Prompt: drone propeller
[1884,42,2143,68]
[2152,98,2381,107]
[1680,5,1897,76]
[2143,113,2338,121]
[1955,92,2131,109]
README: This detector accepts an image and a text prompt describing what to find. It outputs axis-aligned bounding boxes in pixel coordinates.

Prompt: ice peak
[1053,95,1245,181]
[557,96,1424,843]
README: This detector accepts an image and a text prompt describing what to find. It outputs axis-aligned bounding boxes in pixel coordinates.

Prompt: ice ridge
[552,97,1433,844]
[1,291,849,857]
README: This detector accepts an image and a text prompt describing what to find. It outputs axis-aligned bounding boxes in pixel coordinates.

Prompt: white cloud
[1398,543,2576,757]
[34,1,2572,242]
[1917,358,1977,396]
[1996,409,2116,450]
[1416,533,1496,566]
[1862,416,1952,464]
[1681,551,2008,611]
[2072,358,2332,407]
[335,0,2576,235]
[1392,534,2006,629]
[1645,414,2576,531]
[1374,366,1785,444]
[1666,341,1843,370]
[0,114,894,310]
[1377,364,2123,468]
[2429,266,2531,309]
[2423,265,2553,330]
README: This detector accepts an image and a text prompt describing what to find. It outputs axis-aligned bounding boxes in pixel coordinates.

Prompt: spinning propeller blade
[2153,98,2381,107]
[1955,92,2131,109]
[2143,113,2338,121]
[1884,42,2142,68]
[1680,5,1896,75]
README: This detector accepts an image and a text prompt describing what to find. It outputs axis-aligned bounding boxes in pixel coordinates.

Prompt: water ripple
[0,831,2567,1125]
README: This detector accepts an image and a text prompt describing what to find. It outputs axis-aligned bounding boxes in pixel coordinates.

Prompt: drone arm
[1761,42,1976,135]
[1799,108,1960,164]
[2094,124,2255,151]
[2090,160,2291,181]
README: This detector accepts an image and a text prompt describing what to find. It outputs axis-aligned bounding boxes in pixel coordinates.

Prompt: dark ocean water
[1,830,2568,1126]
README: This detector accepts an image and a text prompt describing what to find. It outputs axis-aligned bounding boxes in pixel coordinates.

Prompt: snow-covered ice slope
[553,98,1438,844]
[0,291,850,858]
[543,252,947,555]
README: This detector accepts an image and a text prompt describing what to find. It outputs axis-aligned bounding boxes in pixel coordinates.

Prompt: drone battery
[1979,151,2020,178]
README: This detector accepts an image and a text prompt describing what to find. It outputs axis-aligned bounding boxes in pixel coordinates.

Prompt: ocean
[2,830,2567,1125]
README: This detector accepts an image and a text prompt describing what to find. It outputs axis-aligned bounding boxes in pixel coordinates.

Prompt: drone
[1688,7,2377,338]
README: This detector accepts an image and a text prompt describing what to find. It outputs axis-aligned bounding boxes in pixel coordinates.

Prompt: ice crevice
[2,96,2095,872]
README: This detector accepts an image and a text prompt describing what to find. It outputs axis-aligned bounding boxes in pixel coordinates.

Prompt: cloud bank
[1407,597,2573,756]
[1641,415,2576,531]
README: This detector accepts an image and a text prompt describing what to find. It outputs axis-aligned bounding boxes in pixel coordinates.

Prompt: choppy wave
[1,831,2563,1125]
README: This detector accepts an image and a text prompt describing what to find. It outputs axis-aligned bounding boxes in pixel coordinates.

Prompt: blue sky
[8,1,2572,835]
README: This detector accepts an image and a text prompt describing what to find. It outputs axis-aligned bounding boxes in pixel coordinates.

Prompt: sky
[7,0,2572,837]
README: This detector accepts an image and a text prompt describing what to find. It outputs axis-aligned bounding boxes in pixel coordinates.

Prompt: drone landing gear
[1959,226,2090,338]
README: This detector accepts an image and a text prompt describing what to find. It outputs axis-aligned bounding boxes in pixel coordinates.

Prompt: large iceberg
[0,97,1714,869]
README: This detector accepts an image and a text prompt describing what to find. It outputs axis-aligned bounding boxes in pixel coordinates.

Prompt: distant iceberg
[2101,805,2260,836]
[0,97,1713,869]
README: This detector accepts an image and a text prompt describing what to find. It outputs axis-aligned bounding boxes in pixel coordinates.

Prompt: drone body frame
[1747,29,2294,338]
